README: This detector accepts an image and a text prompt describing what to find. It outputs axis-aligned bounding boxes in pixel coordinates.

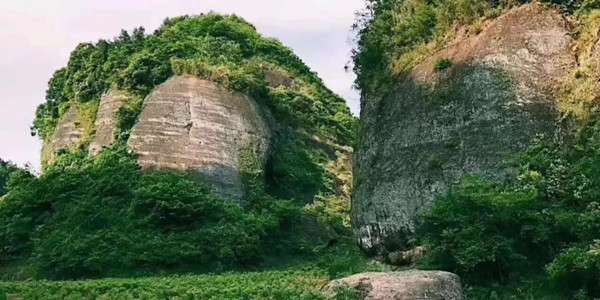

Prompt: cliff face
[43,76,270,200]
[89,89,133,156]
[128,75,270,200]
[354,3,578,255]
[42,105,85,165]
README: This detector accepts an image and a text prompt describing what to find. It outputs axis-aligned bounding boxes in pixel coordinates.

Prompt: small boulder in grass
[324,270,464,300]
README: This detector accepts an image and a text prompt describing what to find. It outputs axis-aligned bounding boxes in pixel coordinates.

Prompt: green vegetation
[33,14,356,147]
[115,96,143,141]
[0,160,20,197]
[560,10,600,120]
[1,147,297,279]
[0,144,379,282]
[0,270,328,299]
[417,116,600,298]
[0,242,383,299]
[5,13,362,281]
[31,14,357,251]
[434,58,453,71]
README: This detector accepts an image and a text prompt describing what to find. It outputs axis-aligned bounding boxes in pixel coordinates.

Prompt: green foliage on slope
[33,14,356,147]
[418,116,600,298]
[0,146,313,280]
[33,14,356,226]
[0,160,21,197]
[15,14,360,281]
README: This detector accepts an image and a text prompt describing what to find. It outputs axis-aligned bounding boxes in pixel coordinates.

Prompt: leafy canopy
[0,160,21,197]
[418,116,600,298]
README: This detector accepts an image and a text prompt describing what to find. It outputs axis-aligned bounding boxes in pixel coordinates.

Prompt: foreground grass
[0,270,330,300]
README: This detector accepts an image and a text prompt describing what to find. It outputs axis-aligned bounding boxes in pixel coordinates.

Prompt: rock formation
[37,14,356,208]
[89,89,133,155]
[325,270,464,300]
[128,75,271,200]
[354,3,576,255]
[43,75,270,200]
[42,105,85,165]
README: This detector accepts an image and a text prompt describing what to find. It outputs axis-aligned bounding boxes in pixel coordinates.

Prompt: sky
[0,0,364,170]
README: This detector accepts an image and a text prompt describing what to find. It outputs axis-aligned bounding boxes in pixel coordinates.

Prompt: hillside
[353,0,600,298]
[0,13,361,283]
[34,14,357,200]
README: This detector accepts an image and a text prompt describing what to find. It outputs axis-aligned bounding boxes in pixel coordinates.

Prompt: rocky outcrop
[325,270,463,300]
[41,77,270,200]
[42,105,85,165]
[128,75,271,201]
[388,246,426,266]
[89,89,132,155]
[354,3,576,255]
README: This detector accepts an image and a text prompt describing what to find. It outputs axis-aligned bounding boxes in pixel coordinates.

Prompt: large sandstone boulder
[42,105,85,165]
[354,3,575,255]
[325,271,463,300]
[128,75,271,201]
[89,89,132,155]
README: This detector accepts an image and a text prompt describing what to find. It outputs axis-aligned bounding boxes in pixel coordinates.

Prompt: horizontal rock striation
[89,89,132,155]
[354,3,576,255]
[128,75,271,201]
[42,105,85,166]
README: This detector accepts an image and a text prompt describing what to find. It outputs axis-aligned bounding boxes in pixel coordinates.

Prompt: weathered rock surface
[388,246,426,266]
[325,270,463,300]
[128,75,271,200]
[42,105,85,165]
[354,3,575,255]
[89,89,132,155]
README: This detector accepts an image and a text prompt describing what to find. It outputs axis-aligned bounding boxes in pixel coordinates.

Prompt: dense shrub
[434,58,453,71]
[547,242,600,297]
[266,136,331,203]
[0,160,21,196]
[0,147,304,279]
[419,178,542,282]
[418,117,600,297]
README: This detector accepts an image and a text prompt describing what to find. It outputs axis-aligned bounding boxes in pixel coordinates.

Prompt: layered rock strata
[42,105,85,165]
[354,3,576,255]
[128,75,271,201]
[89,89,132,155]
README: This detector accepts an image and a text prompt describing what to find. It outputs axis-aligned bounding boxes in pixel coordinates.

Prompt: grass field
[0,270,332,300]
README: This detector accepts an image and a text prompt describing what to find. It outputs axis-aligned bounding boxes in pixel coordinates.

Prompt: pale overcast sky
[0,0,364,169]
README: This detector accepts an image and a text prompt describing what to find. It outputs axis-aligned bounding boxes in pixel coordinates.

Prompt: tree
[0,159,20,196]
